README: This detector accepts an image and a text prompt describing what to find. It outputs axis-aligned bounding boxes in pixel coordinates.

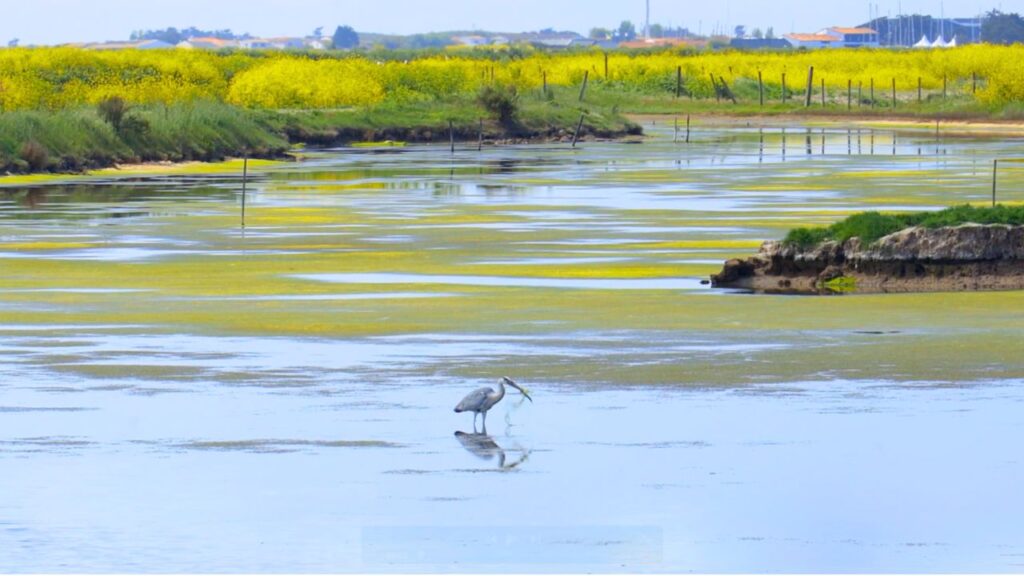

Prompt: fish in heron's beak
[504,377,533,402]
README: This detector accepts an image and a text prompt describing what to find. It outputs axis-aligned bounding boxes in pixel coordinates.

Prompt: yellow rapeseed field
[0,45,1022,111]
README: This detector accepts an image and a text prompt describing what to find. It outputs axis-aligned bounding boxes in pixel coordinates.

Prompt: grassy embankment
[0,90,638,175]
[784,204,1024,247]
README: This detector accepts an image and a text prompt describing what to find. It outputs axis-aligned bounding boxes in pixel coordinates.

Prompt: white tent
[913,35,932,48]
[946,36,958,47]
[931,36,948,48]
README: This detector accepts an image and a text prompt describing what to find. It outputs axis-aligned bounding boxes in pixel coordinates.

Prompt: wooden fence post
[804,66,814,107]
[892,78,896,108]
[870,78,875,109]
[604,52,609,79]
[578,70,589,102]
[847,79,852,110]
[918,77,922,104]
[571,113,585,147]
[781,72,787,103]
[821,78,825,106]
[992,159,998,207]
[758,70,764,107]
[676,66,682,98]
[240,153,248,229]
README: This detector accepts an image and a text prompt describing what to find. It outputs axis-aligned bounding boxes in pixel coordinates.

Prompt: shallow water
[2,121,1024,572]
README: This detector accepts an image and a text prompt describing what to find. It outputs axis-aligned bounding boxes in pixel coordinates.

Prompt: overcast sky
[2,0,1001,45]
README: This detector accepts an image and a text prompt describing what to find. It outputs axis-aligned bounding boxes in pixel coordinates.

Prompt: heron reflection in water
[454,431,530,470]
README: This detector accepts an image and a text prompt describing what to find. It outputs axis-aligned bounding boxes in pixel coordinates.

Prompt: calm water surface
[2,121,1024,572]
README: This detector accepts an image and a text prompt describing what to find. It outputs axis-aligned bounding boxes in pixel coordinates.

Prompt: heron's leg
[473,412,478,430]
[482,410,487,433]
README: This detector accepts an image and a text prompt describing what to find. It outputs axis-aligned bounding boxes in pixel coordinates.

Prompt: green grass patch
[784,204,1024,247]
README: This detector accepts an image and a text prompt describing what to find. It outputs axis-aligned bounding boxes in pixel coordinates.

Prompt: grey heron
[453,377,532,430]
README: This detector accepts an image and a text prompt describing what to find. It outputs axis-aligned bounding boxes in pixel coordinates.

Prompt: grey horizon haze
[4,0,999,45]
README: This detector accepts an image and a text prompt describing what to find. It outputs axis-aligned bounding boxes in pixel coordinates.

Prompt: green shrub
[783,204,1024,248]
[477,84,519,126]
[97,97,128,132]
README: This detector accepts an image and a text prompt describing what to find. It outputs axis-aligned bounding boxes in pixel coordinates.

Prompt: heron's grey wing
[455,387,493,412]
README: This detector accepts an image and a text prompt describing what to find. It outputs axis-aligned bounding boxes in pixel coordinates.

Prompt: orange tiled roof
[785,33,840,42]
[831,27,878,34]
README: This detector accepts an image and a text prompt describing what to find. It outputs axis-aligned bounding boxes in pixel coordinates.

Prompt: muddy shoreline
[712,224,1024,294]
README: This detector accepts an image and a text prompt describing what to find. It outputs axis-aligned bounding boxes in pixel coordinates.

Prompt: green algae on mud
[3,120,1024,387]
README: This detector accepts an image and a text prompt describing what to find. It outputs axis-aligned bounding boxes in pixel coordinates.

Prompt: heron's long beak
[507,379,533,403]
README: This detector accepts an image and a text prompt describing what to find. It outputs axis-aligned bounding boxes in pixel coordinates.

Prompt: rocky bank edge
[711,224,1024,294]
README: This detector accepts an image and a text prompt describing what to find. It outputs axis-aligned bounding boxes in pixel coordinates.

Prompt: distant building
[85,39,173,50]
[861,16,981,46]
[177,37,237,49]
[783,33,842,48]
[784,26,878,48]
[729,38,791,50]
[618,37,701,49]
[452,35,489,47]
[825,27,879,47]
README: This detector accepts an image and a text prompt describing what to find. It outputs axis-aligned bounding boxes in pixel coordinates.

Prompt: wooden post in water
[578,70,589,102]
[804,66,814,107]
[758,70,764,107]
[673,117,678,143]
[449,120,455,154]
[478,118,483,151]
[240,153,248,229]
[847,79,852,110]
[892,78,896,109]
[686,114,691,143]
[993,159,998,207]
[571,113,585,148]
[676,66,682,98]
